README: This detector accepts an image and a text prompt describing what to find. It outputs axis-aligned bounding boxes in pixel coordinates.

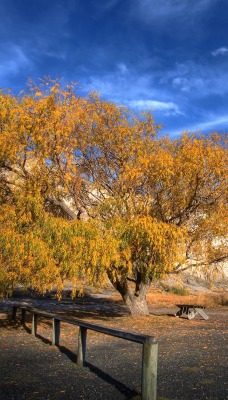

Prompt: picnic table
[175,304,209,320]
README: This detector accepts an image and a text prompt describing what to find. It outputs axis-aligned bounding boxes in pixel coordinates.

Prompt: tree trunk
[107,270,151,315]
[123,290,150,315]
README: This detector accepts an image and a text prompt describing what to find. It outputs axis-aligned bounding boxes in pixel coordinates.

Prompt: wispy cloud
[130,0,216,26]
[43,50,67,60]
[0,45,32,80]
[166,115,228,137]
[128,100,182,116]
[172,76,205,93]
[117,63,129,75]
[83,67,153,100]
[82,66,182,116]
[194,115,228,130]
[211,47,228,56]
[91,0,121,18]
[160,60,228,96]
[99,0,120,11]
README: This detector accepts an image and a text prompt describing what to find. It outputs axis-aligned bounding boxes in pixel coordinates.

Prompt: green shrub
[162,284,189,296]
[217,294,228,306]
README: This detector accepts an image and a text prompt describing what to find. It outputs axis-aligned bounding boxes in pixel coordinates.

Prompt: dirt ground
[0,296,227,400]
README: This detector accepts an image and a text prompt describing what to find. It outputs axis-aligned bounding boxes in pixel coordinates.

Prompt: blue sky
[1,0,228,137]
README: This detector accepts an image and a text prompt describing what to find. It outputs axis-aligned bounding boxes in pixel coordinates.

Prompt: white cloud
[101,0,120,10]
[92,0,121,16]
[194,115,228,130]
[161,60,228,97]
[128,100,182,115]
[44,50,66,60]
[130,0,216,25]
[0,45,32,79]
[83,77,117,97]
[82,67,155,100]
[211,47,228,56]
[82,68,183,116]
[172,76,205,93]
[117,63,129,75]
[172,77,190,92]
[166,115,228,137]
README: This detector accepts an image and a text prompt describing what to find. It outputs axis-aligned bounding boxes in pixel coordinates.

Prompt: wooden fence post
[52,318,60,346]
[21,309,26,326]
[12,306,17,321]
[141,340,158,400]
[32,313,38,336]
[11,305,158,397]
[77,327,87,367]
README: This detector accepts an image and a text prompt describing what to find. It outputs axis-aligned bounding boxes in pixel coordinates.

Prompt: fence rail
[12,305,158,400]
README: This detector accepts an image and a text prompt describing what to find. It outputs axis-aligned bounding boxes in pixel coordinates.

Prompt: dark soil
[0,297,227,400]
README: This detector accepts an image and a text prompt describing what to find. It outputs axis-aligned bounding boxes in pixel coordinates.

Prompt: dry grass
[193,291,228,307]
[146,288,228,308]
[109,288,228,308]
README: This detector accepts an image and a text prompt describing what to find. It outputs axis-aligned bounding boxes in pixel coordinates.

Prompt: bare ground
[0,295,227,400]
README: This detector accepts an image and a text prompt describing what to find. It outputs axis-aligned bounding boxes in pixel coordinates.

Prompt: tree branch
[46,196,79,220]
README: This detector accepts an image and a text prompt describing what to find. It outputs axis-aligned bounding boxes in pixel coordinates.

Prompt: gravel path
[0,298,227,400]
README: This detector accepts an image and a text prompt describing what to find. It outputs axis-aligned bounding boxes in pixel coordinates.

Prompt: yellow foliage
[0,79,227,304]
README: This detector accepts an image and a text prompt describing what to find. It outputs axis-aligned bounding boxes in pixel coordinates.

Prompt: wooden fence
[12,305,158,400]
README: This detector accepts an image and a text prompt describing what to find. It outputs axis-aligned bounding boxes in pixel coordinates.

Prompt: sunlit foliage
[0,80,227,313]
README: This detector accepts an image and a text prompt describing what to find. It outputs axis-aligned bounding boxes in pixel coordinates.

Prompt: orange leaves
[35,91,42,97]
[108,216,185,278]
[0,77,227,303]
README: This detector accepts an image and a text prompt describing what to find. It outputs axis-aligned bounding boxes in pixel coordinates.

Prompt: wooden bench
[175,304,209,320]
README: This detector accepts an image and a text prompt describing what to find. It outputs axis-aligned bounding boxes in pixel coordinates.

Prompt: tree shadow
[51,295,130,319]
[0,317,22,330]
[5,295,130,320]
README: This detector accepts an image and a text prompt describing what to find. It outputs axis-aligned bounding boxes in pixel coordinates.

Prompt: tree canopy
[0,79,227,314]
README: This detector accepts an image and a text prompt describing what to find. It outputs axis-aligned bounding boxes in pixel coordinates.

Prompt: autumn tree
[0,80,227,314]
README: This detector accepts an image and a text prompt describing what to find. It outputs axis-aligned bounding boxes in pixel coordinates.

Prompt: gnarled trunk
[107,270,151,315]
[123,288,150,315]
